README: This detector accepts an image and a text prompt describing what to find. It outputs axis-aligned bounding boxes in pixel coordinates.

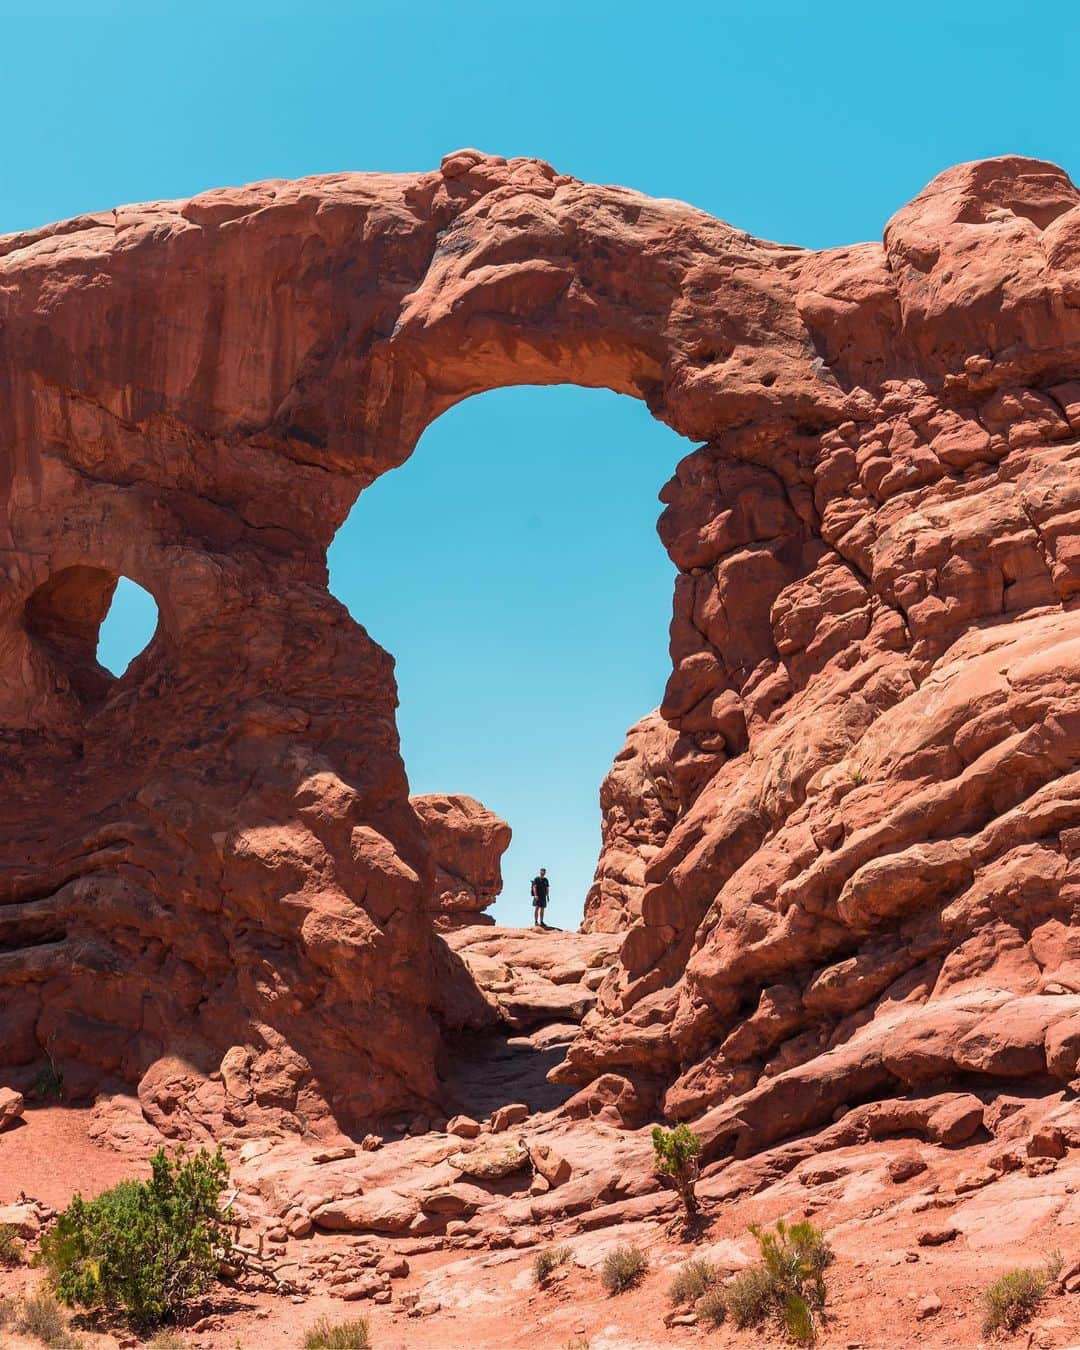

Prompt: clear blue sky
[10,0,1079,925]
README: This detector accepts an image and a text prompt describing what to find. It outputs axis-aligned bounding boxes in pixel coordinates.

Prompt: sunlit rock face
[581,712,680,934]
[6,149,1080,1149]
[411,793,511,929]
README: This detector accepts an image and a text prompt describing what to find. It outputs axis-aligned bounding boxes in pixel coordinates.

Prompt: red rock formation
[7,149,1080,1153]
[561,156,1080,1156]
[411,794,510,928]
[581,712,679,933]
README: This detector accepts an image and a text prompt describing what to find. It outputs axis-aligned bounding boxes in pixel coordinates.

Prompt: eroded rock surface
[6,149,1080,1155]
[411,793,511,929]
[582,711,680,932]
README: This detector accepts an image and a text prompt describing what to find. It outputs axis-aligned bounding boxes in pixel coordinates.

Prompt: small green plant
[40,1146,232,1329]
[668,1255,718,1306]
[0,1222,23,1264]
[534,1243,572,1284]
[982,1253,1061,1338]
[600,1243,648,1295]
[726,1219,834,1344]
[33,1057,64,1102]
[16,1290,80,1347]
[850,766,867,786]
[651,1123,702,1226]
[303,1317,370,1350]
[698,1285,728,1328]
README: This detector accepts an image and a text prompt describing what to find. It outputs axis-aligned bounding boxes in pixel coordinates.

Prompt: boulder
[341,1274,383,1301]
[529,1141,572,1187]
[0,1088,24,1133]
[887,1154,927,1184]
[419,1186,478,1216]
[1027,1126,1068,1159]
[449,1138,531,1181]
[0,1203,41,1239]
[311,1188,419,1234]
[490,1103,529,1133]
[411,793,511,928]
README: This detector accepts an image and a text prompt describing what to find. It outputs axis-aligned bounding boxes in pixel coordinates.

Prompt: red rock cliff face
[5,150,1080,1147]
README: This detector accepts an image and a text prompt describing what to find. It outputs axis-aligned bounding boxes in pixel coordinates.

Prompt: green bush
[726,1219,834,1344]
[0,1222,23,1264]
[16,1290,80,1347]
[651,1123,701,1225]
[534,1243,572,1284]
[303,1317,370,1350]
[698,1285,728,1328]
[982,1255,1061,1338]
[40,1146,232,1329]
[668,1255,718,1306]
[600,1243,648,1295]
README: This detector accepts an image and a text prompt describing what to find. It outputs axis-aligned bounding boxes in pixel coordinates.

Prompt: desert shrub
[40,1146,232,1329]
[0,1296,14,1327]
[17,1290,80,1346]
[147,1334,186,1350]
[668,1255,718,1306]
[697,1285,728,1328]
[600,1242,648,1295]
[534,1243,572,1284]
[982,1256,1060,1338]
[652,1123,701,1225]
[303,1317,370,1350]
[33,1059,64,1102]
[726,1219,834,1343]
[0,1222,23,1264]
[724,1263,775,1328]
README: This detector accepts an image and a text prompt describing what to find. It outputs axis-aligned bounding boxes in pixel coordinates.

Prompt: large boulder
[449,1137,531,1180]
[411,793,511,929]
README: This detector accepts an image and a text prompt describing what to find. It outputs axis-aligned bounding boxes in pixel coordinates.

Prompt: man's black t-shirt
[532,875,550,903]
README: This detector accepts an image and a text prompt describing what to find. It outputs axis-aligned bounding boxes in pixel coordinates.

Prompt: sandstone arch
[5,150,1080,1150]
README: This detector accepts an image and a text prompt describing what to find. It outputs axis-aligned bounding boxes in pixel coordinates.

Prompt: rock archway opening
[23,567,158,708]
[329,384,688,929]
[96,577,160,679]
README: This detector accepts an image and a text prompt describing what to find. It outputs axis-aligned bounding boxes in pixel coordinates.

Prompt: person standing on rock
[531,868,550,928]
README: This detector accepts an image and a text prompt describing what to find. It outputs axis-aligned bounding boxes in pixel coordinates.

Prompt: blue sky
[10,1,1080,925]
